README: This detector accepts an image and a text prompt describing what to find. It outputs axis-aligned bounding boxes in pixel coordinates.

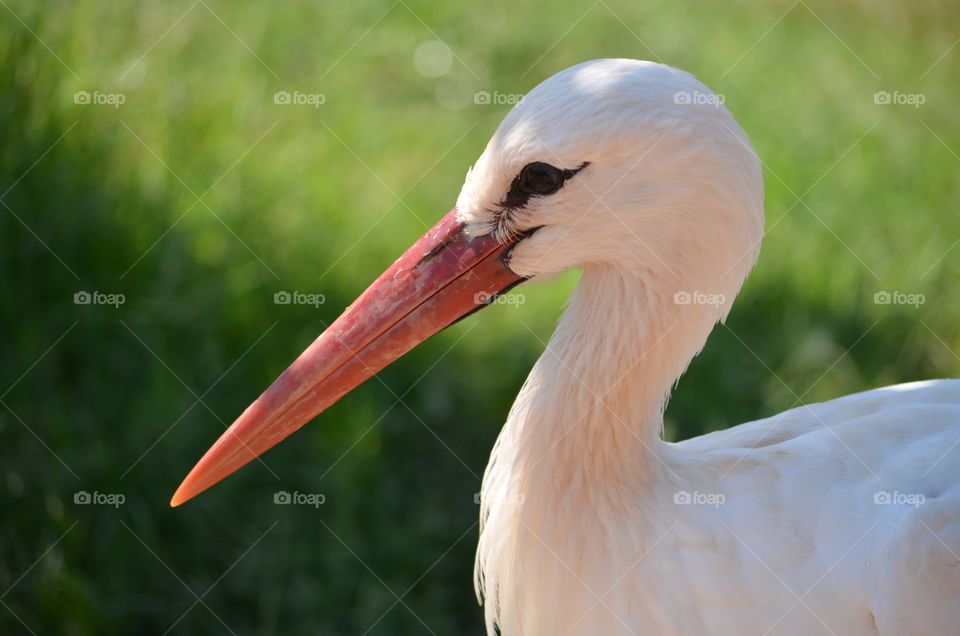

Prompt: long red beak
[171,209,527,506]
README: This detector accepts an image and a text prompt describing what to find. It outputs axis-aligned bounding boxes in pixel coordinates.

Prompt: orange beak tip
[170,468,211,508]
[169,484,191,508]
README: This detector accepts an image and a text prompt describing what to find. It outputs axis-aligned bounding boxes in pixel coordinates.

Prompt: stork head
[171,59,764,506]
[458,58,764,312]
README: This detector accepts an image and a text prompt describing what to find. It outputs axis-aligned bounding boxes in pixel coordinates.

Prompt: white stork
[172,59,960,635]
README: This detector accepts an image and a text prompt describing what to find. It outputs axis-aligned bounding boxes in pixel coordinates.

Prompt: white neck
[476,263,720,633]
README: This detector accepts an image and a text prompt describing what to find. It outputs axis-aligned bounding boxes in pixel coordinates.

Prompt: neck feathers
[475,263,721,633]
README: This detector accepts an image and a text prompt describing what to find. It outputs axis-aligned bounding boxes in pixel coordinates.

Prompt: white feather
[454,59,960,635]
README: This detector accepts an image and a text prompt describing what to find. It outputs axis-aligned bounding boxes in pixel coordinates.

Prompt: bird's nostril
[416,230,463,268]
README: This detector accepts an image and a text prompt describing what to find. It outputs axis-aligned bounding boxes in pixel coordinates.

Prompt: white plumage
[457,59,960,635]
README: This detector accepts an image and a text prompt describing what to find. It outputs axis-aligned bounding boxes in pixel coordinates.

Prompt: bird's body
[676,380,960,635]
[481,375,960,634]
[174,58,960,634]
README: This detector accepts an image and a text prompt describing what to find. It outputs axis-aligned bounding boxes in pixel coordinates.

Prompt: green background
[1,1,958,633]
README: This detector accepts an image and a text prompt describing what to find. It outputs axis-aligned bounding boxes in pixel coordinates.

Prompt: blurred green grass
[1,0,958,633]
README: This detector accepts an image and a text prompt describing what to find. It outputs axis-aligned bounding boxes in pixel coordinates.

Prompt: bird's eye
[500,161,588,209]
[519,162,564,195]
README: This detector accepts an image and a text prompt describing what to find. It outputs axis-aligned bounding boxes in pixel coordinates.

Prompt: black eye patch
[499,161,589,209]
